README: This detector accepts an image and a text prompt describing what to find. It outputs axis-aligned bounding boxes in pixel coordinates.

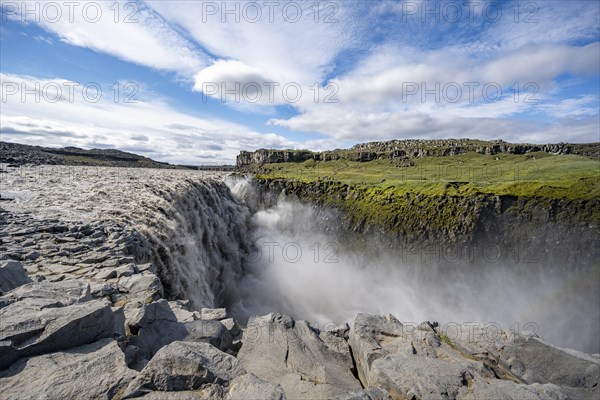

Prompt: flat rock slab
[0,338,137,400]
[0,298,115,369]
[237,313,361,400]
[0,279,91,308]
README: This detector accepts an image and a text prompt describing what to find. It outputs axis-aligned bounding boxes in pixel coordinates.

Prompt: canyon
[0,141,599,399]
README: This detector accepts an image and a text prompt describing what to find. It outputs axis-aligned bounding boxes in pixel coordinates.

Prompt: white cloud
[480,43,600,85]
[534,96,599,119]
[0,73,299,164]
[193,59,283,105]
[269,105,600,144]
[2,0,598,150]
[5,0,208,75]
[146,0,353,85]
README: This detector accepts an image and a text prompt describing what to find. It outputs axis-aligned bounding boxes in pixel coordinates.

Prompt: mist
[225,178,600,354]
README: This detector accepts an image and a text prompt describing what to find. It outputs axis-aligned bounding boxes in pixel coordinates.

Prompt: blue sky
[1,0,599,164]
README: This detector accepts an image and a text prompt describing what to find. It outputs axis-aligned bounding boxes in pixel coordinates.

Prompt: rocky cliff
[237,139,600,168]
[250,177,600,269]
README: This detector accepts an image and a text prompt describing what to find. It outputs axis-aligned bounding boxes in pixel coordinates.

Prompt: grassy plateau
[254,152,600,200]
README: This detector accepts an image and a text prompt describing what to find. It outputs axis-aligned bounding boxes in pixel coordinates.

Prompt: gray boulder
[368,353,477,399]
[0,298,115,369]
[118,271,163,304]
[0,338,137,400]
[122,341,245,398]
[225,373,286,400]
[127,300,232,362]
[201,307,227,320]
[127,299,178,334]
[495,337,600,388]
[443,323,600,397]
[237,313,361,399]
[348,316,596,400]
[348,313,408,386]
[169,300,199,323]
[0,260,31,293]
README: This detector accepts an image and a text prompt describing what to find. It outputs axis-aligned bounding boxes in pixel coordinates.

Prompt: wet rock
[0,339,137,400]
[122,341,245,399]
[0,260,31,293]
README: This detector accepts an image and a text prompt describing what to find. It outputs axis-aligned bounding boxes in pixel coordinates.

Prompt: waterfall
[125,174,599,353]
[131,177,253,309]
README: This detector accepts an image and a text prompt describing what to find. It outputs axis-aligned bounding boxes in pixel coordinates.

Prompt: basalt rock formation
[237,139,600,168]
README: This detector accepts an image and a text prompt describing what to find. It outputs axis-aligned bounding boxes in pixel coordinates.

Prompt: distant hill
[0,141,178,168]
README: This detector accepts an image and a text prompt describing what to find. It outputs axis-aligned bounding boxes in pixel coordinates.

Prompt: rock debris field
[0,164,598,399]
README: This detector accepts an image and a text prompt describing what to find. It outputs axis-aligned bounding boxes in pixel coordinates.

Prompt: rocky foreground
[1,164,599,399]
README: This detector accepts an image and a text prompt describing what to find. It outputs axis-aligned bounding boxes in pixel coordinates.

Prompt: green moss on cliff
[252,152,600,244]
[255,152,600,200]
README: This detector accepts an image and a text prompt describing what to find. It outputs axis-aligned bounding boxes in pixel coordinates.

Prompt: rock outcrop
[236,139,600,168]
[0,339,137,400]
[347,313,599,400]
[127,300,233,364]
[237,313,362,399]
[122,341,245,398]
[0,296,116,369]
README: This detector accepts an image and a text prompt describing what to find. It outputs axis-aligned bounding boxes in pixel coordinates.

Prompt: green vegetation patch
[255,152,600,200]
